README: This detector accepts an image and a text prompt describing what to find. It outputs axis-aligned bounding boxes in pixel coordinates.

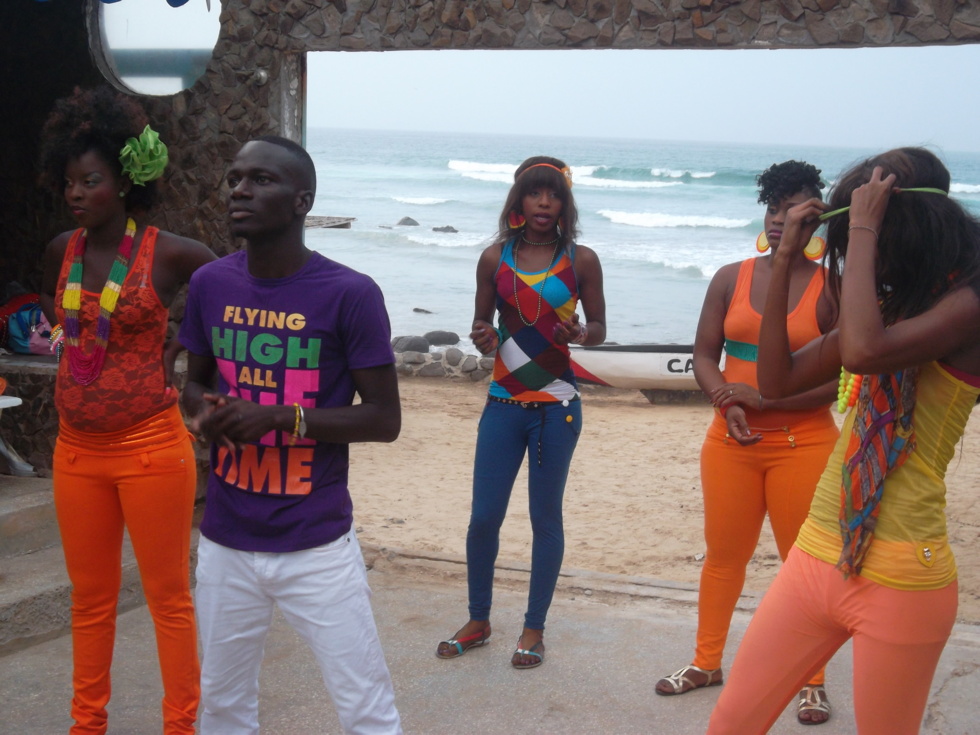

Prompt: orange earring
[803,236,826,261]
[755,232,826,261]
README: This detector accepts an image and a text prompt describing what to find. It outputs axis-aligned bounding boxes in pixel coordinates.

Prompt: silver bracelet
[848,225,879,242]
[571,323,588,345]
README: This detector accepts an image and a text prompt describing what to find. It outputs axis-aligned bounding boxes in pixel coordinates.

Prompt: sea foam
[392,196,450,205]
[598,210,752,229]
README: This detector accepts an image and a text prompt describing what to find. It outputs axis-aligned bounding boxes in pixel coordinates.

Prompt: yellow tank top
[796,361,980,590]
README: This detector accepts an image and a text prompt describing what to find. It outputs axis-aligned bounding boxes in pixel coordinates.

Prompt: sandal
[797,685,831,725]
[435,625,490,659]
[654,664,723,695]
[511,637,545,669]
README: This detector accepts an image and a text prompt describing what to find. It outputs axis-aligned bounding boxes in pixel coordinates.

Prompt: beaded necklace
[521,233,560,247]
[513,236,562,327]
[62,217,137,385]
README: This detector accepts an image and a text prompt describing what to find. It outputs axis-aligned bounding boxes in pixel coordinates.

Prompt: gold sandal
[654,664,723,695]
[797,685,832,725]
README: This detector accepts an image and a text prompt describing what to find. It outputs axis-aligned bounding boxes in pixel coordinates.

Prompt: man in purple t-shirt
[181,136,402,734]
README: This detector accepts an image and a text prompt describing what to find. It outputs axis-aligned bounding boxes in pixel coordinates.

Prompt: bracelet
[289,403,302,446]
[848,225,879,242]
[758,393,764,411]
[48,324,65,361]
[571,323,588,345]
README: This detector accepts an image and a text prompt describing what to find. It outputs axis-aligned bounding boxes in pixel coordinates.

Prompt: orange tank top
[54,226,176,433]
[722,257,829,428]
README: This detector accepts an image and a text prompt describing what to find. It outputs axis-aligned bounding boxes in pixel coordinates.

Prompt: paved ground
[2,548,979,734]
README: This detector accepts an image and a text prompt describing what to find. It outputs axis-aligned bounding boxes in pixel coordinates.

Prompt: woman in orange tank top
[37,87,215,735]
[654,161,840,725]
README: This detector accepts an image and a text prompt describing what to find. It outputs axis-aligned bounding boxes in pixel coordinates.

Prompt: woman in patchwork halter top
[435,156,606,669]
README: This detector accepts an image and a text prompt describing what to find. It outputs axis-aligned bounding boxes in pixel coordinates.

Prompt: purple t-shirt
[180,250,395,552]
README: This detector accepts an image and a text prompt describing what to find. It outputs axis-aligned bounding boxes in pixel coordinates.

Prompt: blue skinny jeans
[466,398,582,630]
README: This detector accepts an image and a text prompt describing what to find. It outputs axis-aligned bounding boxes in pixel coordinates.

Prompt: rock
[418,362,447,377]
[396,217,419,226]
[461,355,479,372]
[400,351,427,365]
[423,330,459,346]
[432,225,458,233]
[413,307,433,314]
[444,347,464,366]
[391,335,429,353]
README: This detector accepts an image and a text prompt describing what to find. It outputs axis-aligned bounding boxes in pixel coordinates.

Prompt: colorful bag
[7,302,52,355]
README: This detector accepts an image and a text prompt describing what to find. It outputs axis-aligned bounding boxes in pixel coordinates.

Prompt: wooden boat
[569,343,701,391]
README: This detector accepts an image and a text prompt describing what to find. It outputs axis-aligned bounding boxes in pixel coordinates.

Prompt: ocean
[304,128,980,347]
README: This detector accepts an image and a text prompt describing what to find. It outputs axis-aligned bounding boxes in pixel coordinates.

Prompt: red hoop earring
[508,211,526,230]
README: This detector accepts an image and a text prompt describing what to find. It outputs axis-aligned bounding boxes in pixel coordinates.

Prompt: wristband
[571,323,588,345]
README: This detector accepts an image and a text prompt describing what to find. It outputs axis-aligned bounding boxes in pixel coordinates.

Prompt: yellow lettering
[238,366,253,385]
[266,311,285,329]
[244,307,260,326]
[286,313,306,331]
[222,305,236,323]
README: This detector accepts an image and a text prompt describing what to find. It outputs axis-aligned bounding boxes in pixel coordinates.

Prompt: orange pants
[694,412,838,683]
[708,548,957,734]
[53,404,199,735]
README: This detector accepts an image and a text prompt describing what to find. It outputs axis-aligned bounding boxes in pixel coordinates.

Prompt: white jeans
[196,532,402,735]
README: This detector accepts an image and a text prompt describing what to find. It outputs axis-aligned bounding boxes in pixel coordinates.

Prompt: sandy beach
[351,376,980,624]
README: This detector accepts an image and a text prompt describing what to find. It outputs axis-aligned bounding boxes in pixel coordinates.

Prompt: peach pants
[53,405,199,734]
[708,547,957,734]
[695,412,838,683]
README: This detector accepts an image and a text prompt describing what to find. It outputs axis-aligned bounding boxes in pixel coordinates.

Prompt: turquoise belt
[725,339,758,362]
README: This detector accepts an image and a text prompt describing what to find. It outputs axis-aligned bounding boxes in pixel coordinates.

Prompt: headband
[517,162,573,189]
[818,187,948,221]
[119,125,168,186]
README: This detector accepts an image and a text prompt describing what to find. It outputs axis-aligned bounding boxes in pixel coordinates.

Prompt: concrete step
[0,475,58,558]
[0,532,145,656]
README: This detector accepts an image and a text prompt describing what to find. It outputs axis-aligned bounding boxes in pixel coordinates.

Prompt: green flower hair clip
[119,125,168,186]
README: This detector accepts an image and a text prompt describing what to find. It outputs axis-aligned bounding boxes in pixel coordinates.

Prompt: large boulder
[432,225,458,233]
[391,335,429,353]
[396,217,419,226]
[424,330,459,346]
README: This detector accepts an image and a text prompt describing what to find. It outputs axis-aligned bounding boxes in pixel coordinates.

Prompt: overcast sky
[103,2,980,154]
[307,46,980,153]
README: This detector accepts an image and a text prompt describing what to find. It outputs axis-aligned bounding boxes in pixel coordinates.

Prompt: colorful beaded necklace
[62,217,136,385]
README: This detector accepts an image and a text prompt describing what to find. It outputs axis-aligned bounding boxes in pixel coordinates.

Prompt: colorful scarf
[837,368,918,578]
